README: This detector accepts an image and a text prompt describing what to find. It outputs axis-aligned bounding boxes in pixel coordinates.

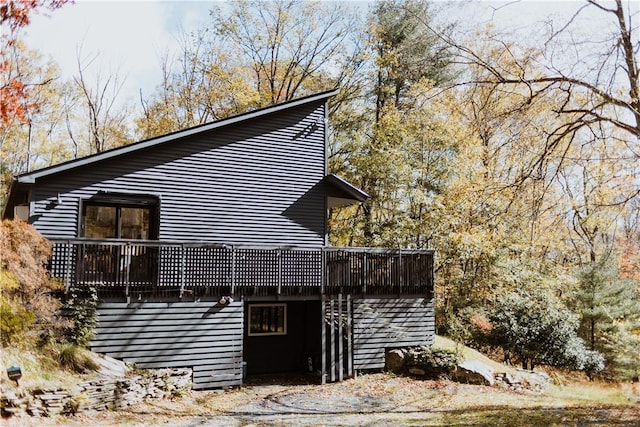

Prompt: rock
[452,360,495,386]
[408,367,426,376]
[90,353,129,378]
[503,373,519,385]
[386,349,406,372]
[493,369,551,393]
[519,370,551,392]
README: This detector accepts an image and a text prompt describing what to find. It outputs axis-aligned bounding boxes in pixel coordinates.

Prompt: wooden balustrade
[49,240,434,299]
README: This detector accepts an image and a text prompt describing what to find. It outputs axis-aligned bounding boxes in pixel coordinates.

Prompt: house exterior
[2,90,435,389]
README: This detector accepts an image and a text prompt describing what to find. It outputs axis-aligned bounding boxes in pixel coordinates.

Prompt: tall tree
[0,0,71,206]
[331,0,455,247]
[0,36,72,207]
[371,0,452,117]
[64,46,132,155]
[573,258,640,379]
[137,31,260,138]
[137,0,361,138]
[0,0,68,126]
[215,0,359,104]
[438,0,639,203]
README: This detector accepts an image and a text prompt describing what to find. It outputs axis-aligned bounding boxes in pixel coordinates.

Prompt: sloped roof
[2,89,370,219]
[324,174,369,207]
[15,89,339,184]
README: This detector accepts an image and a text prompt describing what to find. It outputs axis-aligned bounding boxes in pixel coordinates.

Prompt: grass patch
[0,346,97,391]
[59,344,100,373]
[547,381,639,406]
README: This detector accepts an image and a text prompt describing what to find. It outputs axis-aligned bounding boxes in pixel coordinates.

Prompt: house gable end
[22,95,333,246]
[14,89,338,185]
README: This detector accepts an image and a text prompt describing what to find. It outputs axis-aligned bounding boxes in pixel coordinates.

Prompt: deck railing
[49,239,434,299]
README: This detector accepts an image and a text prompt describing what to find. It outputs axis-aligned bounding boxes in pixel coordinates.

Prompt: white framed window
[248,304,287,336]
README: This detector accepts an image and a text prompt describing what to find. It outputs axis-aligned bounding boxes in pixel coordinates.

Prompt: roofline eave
[15,89,340,183]
[324,173,369,203]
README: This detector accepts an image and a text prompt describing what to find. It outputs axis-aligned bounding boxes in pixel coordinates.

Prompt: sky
[22,0,637,114]
[24,1,214,106]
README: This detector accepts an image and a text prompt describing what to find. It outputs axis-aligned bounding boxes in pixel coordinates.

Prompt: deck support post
[321,294,327,385]
[338,293,343,382]
[330,297,335,382]
[346,294,353,378]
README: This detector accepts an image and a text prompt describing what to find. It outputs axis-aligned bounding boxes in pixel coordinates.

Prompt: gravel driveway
[4,373,639,426]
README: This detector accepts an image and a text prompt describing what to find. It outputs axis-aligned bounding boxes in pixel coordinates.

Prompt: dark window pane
[85,206,116,238]
[121,207,150,240]
[248,304,286,335]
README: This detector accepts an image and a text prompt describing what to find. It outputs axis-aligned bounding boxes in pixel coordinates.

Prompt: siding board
[92,301,243,390]
[352,298,435,370]
[30,102,328,246]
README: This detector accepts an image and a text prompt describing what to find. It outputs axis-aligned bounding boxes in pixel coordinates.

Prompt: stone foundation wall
[1,368,192,418]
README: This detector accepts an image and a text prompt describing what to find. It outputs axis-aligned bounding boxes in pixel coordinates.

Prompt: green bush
[488,289,604,373]
[0,297,35,346]
[407,346,460,377]
[65,285,98,347]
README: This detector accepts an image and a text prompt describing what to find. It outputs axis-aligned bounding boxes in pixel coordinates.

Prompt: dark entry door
[243,301,322,375]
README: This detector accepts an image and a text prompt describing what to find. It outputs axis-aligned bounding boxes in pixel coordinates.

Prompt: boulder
[452,360,495,386]
[408,367,426,376]
[385,349,406,372]
[89,353,129,378]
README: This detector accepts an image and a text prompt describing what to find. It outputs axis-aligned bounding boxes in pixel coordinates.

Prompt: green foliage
[488,289,603,373]
[572,259,640,380]
[371,0,454,106]
[0,219,68,346]
[406,346,460,377]
[0,297,35,346]
[65,285,99,347]
[58,344,99,373]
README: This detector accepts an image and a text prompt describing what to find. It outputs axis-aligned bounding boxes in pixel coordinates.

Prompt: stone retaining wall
[0,368,192,418]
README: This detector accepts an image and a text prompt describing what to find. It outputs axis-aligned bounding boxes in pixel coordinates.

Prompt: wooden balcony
[49,239,434,300]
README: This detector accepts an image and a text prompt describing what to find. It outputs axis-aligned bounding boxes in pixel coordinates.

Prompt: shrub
[0,297,35,346]
[407,346,460,377]
[488,289,604,373]
[0,219,68,345]
[65,285,98,347]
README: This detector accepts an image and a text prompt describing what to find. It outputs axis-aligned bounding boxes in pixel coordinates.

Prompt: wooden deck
[49,240,434,300]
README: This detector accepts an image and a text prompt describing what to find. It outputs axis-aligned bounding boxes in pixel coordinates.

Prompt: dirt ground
[3,373,639,426]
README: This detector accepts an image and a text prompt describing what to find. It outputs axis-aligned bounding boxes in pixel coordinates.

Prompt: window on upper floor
[81,193,159,240]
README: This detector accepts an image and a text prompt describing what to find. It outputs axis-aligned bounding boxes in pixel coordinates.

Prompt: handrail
[49,239,435,299]
[49,238,435,253]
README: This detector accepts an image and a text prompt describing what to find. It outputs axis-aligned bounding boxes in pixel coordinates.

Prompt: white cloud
[22,0,633,117]
[24,0,213,111]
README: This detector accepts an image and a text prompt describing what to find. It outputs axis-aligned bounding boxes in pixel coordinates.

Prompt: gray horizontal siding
[352,298,435,370]
[91,301,243,389]
[30,102,327,247]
